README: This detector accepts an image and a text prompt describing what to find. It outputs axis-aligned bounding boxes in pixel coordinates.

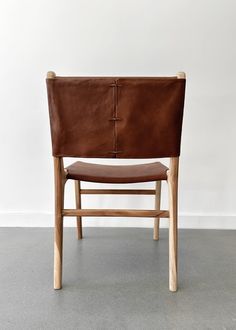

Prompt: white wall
[0,0,236,228]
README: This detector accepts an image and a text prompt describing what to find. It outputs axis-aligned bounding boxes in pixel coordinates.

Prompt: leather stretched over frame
[66,161,168,183]
[46,77,186,158]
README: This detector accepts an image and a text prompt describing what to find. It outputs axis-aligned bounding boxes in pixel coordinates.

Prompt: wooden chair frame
[53,156,179,292]
[50,71,185,292]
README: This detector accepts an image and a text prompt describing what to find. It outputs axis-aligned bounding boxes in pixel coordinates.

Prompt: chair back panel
[46,76,186,158]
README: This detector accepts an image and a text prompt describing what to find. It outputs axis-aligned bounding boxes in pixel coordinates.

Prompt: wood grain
[63,209,169,218]
[153,181,161,240]
[80,189,156,195]
[167,157,179,292]
[53,157,66,290]
[75,181,82,239]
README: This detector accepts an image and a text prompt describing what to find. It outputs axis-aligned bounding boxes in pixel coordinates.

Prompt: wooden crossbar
[63,209,169,218]
[80,189,156,195]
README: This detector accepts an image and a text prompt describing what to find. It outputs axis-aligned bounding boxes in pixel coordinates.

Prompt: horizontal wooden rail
[63,209,169,218]
[80,189,156,195]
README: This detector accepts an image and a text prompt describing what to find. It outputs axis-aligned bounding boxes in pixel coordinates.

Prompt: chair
[46,71,186,291]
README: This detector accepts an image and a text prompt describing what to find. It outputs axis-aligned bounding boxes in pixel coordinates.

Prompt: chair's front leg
[54,157,66,290]
[167,157,179,292]
[75,180,83,239]
[153,181,161,240]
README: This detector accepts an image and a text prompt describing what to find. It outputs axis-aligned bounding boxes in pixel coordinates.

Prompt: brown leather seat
[66,161,168,183]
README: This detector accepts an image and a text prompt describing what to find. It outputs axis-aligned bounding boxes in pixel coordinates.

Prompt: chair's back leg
[54,157,66,290]
[153,181,161,240]
[75,180,83,239]
[167,157,179,292]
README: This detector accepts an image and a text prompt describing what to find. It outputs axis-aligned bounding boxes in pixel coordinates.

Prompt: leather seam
[109,80,122,157]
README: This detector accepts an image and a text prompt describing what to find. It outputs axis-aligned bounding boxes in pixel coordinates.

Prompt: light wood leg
[54,157,66,290]
[75,180,83,239]
[153,181,161,240]
[168,157,179,292]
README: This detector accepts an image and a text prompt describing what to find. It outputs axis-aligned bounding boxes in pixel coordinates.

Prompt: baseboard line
[0,212,235,229]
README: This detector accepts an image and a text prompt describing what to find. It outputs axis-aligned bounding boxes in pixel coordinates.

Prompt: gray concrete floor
[0,228,236,330]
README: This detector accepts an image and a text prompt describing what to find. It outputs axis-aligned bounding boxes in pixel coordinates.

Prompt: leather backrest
[46,76,186,158]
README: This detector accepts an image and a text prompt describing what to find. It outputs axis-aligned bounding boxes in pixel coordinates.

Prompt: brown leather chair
[46,71,186,291]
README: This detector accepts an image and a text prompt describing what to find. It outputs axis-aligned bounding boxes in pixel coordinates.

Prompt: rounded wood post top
[47,71,56,79]
[177,72,186,79]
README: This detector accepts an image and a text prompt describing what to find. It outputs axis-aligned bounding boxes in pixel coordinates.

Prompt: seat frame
[49,71,185,292]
